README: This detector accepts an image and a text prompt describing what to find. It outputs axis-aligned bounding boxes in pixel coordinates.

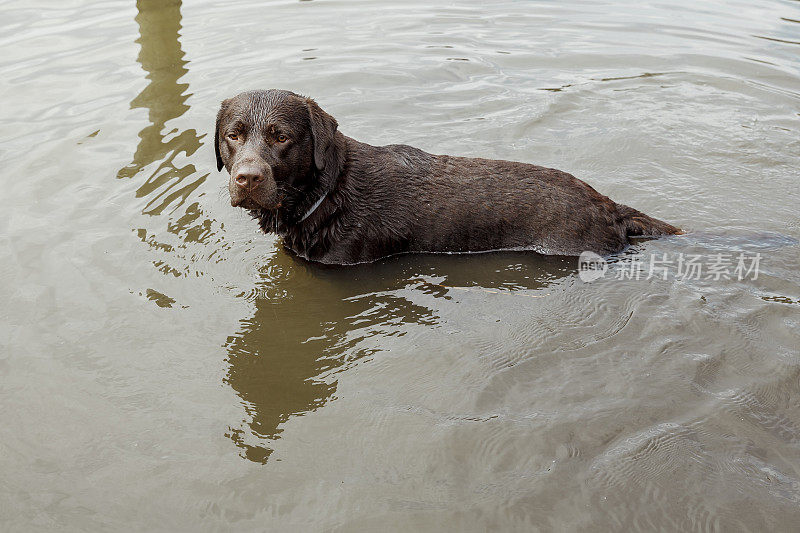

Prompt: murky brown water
[2,0,799,530]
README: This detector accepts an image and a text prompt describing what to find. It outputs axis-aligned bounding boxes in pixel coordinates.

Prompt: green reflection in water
[118,0,205,217]
[224,252,571,463]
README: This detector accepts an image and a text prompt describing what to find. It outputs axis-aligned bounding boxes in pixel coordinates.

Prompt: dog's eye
[227,132,239,141]
[276,133,288,143]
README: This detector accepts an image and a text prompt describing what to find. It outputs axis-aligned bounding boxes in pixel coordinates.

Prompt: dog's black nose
[233,167,265,190]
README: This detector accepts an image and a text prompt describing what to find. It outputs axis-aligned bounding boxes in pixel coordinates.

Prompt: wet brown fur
[215,89,681,265]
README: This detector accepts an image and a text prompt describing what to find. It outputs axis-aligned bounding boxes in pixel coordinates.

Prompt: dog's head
[214,89,343,215]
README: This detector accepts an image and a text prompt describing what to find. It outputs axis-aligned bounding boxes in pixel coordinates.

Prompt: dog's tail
[616,203,683,238]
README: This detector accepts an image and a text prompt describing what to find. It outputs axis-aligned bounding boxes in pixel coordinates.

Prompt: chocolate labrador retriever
[215,89,680,264]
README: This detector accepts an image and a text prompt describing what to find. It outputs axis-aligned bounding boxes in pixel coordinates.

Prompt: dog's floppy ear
[305,97,339,172]
[214,99,230,172]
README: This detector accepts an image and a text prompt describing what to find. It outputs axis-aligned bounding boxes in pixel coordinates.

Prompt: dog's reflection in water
[223,250,571,463]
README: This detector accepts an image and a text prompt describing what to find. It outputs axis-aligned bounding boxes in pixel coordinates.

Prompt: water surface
[1,0,799,530]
